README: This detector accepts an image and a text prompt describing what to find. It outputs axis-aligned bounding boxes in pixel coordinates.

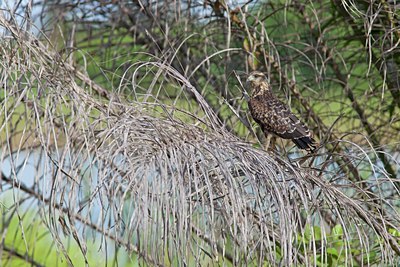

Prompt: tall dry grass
[0,0,399,265]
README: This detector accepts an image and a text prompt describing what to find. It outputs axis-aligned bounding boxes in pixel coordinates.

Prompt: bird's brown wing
[249,94,316,150]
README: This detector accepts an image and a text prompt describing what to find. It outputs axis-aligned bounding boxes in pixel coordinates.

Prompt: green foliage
[1,206,138,266]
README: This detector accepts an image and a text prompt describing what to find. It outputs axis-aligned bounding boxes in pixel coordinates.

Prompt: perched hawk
[247,71,316,151]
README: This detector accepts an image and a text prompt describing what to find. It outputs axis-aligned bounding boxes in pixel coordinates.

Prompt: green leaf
[326,247,338,258]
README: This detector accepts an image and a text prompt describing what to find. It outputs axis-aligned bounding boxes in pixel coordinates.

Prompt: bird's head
[246,71,270,96]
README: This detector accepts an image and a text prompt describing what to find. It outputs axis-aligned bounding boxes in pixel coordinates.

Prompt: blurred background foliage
[1,0,400,266]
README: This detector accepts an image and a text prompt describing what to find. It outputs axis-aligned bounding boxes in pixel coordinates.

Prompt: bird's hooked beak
[246,75,256,83]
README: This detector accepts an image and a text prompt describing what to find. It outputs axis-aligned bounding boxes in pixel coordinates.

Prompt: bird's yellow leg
[264,134,272,151]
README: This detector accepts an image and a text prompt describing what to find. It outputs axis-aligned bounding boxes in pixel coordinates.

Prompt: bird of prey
[246,71,316,151]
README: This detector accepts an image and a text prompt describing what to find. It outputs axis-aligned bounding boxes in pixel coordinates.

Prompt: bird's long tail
[293,136,316,152]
